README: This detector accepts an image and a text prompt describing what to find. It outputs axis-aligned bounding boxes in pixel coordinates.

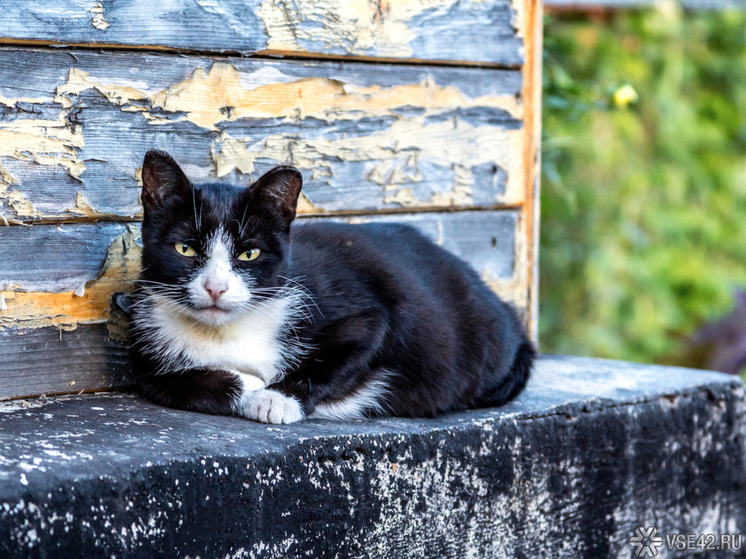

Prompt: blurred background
[539,3,746,377]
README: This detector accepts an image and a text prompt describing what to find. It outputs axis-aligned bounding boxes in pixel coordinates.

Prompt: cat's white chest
[146,296,293,386]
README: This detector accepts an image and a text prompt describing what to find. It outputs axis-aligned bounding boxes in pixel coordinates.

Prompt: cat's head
[139,150,302,326]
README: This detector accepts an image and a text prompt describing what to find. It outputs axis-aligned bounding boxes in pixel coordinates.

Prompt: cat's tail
[476,342,535,407]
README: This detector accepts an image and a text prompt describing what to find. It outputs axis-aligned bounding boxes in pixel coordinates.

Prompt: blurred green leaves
[540,9,746,364]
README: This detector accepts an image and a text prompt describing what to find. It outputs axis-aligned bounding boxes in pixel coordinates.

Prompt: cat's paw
[239,389,304,424]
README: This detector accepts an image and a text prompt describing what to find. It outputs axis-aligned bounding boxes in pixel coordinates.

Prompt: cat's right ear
[141,150,191,213]
[247,166,303,227]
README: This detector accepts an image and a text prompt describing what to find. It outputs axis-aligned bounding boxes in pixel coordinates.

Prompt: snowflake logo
[629,526,664,557]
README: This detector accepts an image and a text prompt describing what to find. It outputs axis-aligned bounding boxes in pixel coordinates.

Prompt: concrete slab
[1,356,744,558]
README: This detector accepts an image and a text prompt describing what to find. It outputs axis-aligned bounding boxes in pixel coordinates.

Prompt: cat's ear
[248,166,303,226]
[140,150,191,212]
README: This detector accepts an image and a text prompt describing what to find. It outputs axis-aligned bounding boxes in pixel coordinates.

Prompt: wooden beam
[516,0,543,341]
[0,324,130,401]
[0,48,526,224]
[0,0,524,66]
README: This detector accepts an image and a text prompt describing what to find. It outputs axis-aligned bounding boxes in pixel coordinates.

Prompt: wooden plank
[0,210,528,400]
[0,223,141,332]
[0,211,525,320]
[0,1,524,66]
[322,211,528,311]
[0,324,130,400]
[0,223,130,293]
[521,0,543,342]
[0,48,526,224]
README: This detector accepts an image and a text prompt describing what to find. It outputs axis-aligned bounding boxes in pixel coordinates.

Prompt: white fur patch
[233,370,267,392]
[311,371,391,420]
[236,389,304,424]
[137,293,298,386]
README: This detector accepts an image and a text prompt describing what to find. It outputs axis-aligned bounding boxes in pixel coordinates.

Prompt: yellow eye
[238,248,261,261]
[174,242,197,257]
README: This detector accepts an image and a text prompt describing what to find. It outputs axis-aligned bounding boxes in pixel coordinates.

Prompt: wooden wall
[0,0,543,400]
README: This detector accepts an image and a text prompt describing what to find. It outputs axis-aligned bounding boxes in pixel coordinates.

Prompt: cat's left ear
[248,166,303,226]
[140,150,191,213]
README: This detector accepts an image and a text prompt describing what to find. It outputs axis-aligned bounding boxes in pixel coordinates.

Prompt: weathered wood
[0,325,130,400]
[0,48,526,223]
[322,211,527,309]
[0,0,543,402]
[0,223,130,293]
[0,224,141,333]
[0,210,527,400]
[521,0,542,341]
[0,0,524,66]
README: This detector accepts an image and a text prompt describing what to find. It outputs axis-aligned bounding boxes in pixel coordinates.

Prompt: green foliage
[540,9,746,364]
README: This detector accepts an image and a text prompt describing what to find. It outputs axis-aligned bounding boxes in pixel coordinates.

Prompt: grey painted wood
[0,48,525,223]
[0,223,130,293]
[322,211,518,283]
[0,0,524,65]
[0,324,130,400]
[0,211,518,293]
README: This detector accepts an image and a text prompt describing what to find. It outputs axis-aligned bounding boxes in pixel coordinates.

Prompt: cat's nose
[204,279,228,301]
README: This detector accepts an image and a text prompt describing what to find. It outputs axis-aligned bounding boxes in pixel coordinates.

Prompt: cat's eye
[174,242,197,257]
[238,248,261,262]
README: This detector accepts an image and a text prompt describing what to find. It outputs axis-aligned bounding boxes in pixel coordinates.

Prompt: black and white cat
[127,150,534,424]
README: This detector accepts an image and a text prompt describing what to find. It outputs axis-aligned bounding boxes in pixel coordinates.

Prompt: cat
[126,149,535,424]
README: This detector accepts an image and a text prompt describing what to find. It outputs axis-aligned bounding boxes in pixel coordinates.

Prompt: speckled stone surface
[1,356,745,558]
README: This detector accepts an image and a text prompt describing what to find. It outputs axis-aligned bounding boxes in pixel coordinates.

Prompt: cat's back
[288,220,515,325]
[291,220,430,251]
[288,220,531,415]
[289,220,464,278]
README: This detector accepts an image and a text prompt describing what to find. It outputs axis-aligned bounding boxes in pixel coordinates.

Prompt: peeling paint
[511,0,526,40]
[0,1,523,65]
[213,116,525,208]
[0,226,141,332]
[296,193,325,214]
[0,112,85,215]
[67,192,110,220]
[89,2,110,31]
[258,0,461,58]
[55,68,150,110]
[145,63,522,131]
[1,59,524,220]
[51,63,521,131]
[212,134,257,177]
[0,95,49,109]
[0,67,107,220]
[0,180,41,219]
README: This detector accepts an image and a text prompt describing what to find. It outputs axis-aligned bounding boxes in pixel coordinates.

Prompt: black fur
[129,150,534,419]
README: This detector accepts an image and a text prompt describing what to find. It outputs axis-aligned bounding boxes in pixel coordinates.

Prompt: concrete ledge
[1,356,744,558]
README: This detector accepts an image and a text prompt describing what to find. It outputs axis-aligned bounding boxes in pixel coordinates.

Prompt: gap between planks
[0,39,523,71]
[2,203,527,228]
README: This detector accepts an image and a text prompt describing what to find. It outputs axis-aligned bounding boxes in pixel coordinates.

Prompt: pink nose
[204,279,228,301]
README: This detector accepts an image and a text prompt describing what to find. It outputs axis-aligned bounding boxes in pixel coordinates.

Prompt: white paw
[239,389,304,424]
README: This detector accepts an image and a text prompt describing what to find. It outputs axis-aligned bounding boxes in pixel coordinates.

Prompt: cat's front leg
[235,388,304,424]
[137,367,303,424]
[136,367,244,417]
